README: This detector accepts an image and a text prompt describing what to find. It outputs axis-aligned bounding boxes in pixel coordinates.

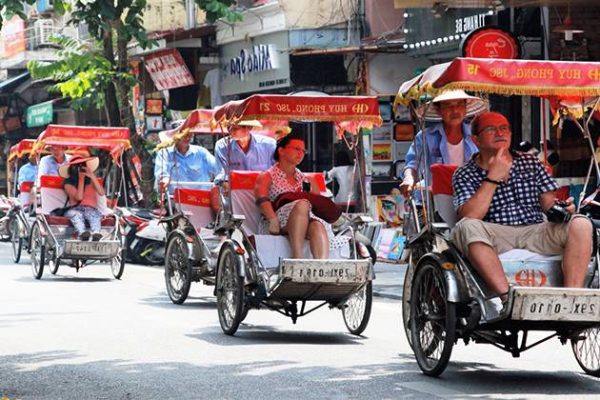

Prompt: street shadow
[15,275,114,283]
[2,350,599,400]
[138,292,216,310]
[187,323,369,346]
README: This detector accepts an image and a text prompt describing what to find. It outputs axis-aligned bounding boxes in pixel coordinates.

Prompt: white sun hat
[422,90,489,121]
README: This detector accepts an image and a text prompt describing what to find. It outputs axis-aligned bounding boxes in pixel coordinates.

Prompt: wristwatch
[483,177,503,185]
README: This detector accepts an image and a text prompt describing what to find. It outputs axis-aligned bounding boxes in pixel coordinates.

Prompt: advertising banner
[1,16,25,58]
[144,49,195,91]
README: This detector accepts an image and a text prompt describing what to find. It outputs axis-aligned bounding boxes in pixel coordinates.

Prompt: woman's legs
[285,200,311,258]
[83,207,102,234]
[307,220,329,259]
[65,208,87,235]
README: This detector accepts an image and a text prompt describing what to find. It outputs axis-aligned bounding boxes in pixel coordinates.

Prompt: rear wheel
[342,281,372,335]
[165,232,192,304]
[30,223,45,280]
[402,260,416,349]
[10,216,22,263]
[572,328,600,377]
[48,254,60,275]
[410,261,456,377]
[216,243,245,335]
[112,247,125,279]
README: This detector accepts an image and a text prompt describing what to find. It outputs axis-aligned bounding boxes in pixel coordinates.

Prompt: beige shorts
[451,216,590,257]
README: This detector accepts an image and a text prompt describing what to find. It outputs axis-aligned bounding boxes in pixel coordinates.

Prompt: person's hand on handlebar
[399,168,417,197]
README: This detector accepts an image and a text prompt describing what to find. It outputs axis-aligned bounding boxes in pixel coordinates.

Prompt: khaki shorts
[451,216,590,257]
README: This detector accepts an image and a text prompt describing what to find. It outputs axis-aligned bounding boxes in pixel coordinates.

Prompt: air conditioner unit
[34,19,54,46]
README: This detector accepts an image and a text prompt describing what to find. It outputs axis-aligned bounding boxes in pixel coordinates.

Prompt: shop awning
[0,72,30,94]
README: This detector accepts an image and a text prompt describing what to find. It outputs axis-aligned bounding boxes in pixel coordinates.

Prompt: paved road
[1,243,600,399]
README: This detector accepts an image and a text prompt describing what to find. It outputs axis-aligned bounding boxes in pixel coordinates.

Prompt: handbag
[273,191,342,223]
[50,200,79,217]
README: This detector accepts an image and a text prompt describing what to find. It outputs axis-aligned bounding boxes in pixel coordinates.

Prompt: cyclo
[158,108,226,304]
[397,57,600,377]
[29,124,130,280]
[5,139,36,262]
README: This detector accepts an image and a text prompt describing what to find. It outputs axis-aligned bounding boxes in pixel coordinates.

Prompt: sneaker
[92,233,103,242]
[79,231,91,241]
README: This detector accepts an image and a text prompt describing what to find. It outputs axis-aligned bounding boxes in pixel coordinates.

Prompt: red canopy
[34,125,131,158]
[396,57,600,105]
[213,94,382,135]
[8,139,35,163]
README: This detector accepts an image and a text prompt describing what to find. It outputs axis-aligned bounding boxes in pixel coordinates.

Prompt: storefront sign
[145,98,163,115]
[27,101,53,127]
[228,44,278,80]
[0,16,25,58]
[461,26,521,59]
[144,49,195,91]
[221,31,290,96]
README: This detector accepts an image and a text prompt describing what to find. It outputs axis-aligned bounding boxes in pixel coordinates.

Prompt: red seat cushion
[46,215,116,226]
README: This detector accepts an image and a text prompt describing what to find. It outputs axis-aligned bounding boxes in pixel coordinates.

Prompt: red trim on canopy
[34,125,131,158]
[8,139,35,163]
[213,94,382,135]
[396,58,600,105]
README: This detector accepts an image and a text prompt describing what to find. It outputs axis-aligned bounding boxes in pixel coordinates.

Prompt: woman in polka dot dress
[255,133,347,259]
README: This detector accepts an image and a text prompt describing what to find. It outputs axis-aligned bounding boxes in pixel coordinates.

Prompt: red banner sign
[144,49,195,91]
[1,16,25,58]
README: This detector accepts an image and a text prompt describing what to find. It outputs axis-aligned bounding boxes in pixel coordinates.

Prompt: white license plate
[64,241,118,257]
[512,290,600,322]
[281,259,369,284]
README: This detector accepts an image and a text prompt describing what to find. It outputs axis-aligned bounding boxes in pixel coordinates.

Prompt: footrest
[268,259,370,302]
[511,287,600,322]
[63,240,120,259]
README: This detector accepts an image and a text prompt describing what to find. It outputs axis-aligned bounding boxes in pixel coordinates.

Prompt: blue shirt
[154,144,218,190]
[403,122,478,180]
[17,162,37,186]
[214,134,276,181]
[453,151,558,226]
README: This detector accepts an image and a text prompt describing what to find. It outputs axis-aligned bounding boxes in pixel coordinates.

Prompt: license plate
[64,240,119,258]
[281,259,369,284]
[512,288,600,322]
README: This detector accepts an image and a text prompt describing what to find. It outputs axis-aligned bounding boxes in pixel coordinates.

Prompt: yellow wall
[143,0,208,32]
[280,0,357,28]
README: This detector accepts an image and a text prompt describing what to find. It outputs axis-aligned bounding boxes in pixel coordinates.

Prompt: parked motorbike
[119,207,166,265]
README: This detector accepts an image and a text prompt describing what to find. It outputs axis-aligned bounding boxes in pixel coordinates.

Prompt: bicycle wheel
[402,261,416,349]
[342,281,373,335]
[30,222,45,280]
[572,328,600,377]
[164,232,192,304]
[10,216,22,263]
[410,260,456,376]
[216,243,245,336]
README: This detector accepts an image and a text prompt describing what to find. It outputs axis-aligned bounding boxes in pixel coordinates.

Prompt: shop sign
[144,49,195,91]
[0,16,26,58]
[228,44,278,80]
[146,115,164,131]
[221,31,290,96]
[26,101,53,128]
[461,26,521,59]
[145,98,163,115]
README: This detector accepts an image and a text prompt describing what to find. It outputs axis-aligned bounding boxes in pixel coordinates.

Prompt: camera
[546,200,571,223]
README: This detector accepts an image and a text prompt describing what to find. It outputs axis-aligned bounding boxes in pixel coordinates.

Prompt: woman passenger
[255,133,345,259]
[59,155,105,241]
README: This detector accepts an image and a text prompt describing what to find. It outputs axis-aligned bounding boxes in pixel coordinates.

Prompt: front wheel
[572,328,600,377]
[164,232,192,304]
[10,216,22,263]
[112,247,126,279]
[48,254,60,275]
[30,222,45,280]
[342,282,373,335]
[410,261,456,377]
[216,243,245,335]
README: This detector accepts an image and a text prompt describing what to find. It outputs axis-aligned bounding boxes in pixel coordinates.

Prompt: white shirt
[327,165,358,205]
[446,139,464,166]
[36,154,71,185]
[203,68,222,108]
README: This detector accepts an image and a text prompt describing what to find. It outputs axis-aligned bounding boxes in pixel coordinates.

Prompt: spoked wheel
[111,247,126,279]
[48,254,60,275]
[402,260,416,349]
[165,232,192,304]
[30,222,45,280]
[216,243,245,336]
[572,328,600,377]
[342,281,373,335]
[410,261,456,377]
[10,216,22,263]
